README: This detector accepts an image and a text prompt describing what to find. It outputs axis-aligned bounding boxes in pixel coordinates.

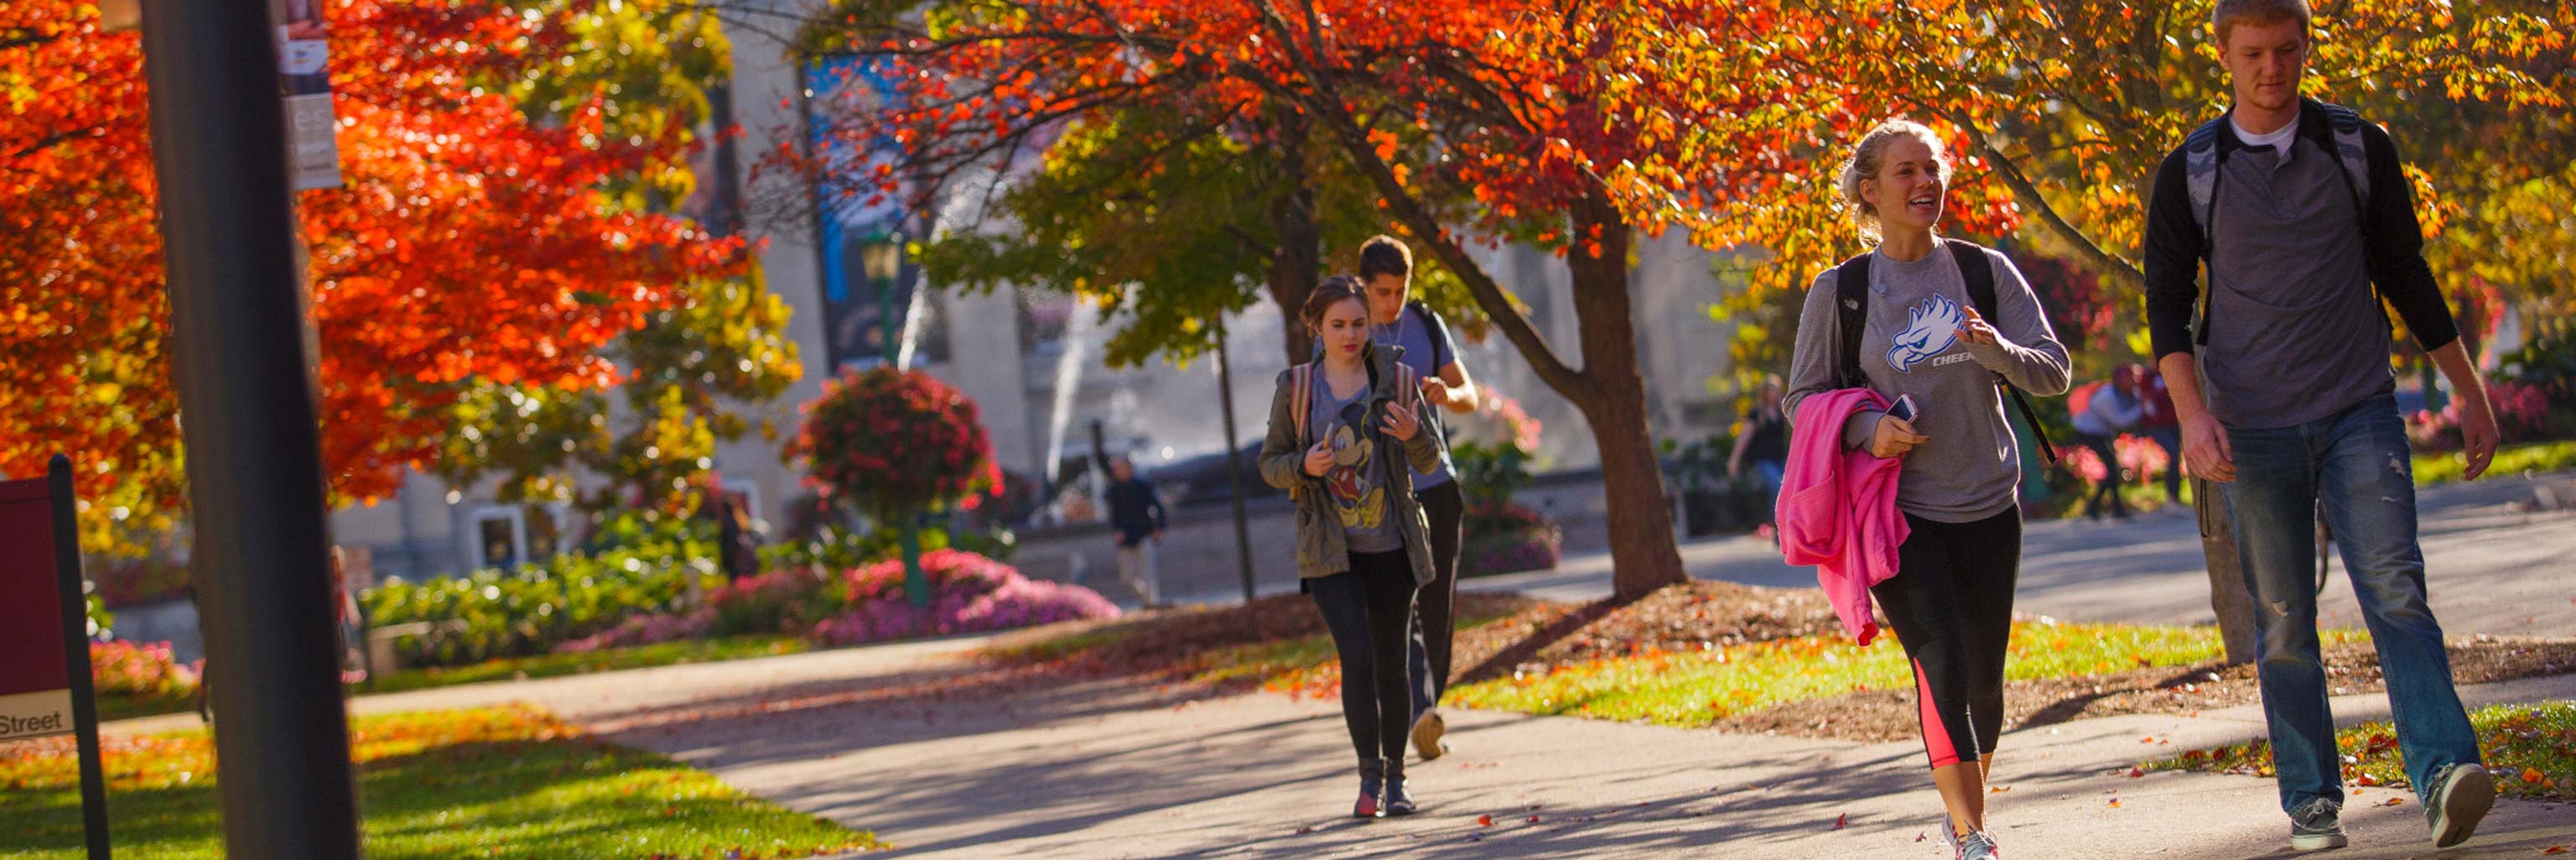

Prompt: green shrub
[362,512,721,667]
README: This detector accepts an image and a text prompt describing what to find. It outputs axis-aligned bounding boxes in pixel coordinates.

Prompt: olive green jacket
[1257,342,1442,585]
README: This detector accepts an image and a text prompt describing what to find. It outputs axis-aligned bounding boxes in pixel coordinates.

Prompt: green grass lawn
[2413,439,2576,486]
[2149,700,2576,802]
[359,634,809,695]
[1446,620,2240,726]
[1,706,876,859]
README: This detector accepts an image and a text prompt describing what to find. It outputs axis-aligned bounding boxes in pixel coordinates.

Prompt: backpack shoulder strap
[1947,239,1997,321]
[1290,363,1315,444]
[1406,300,1450,362]
[1832,252,1872,389]
[1942,239,2059,464]
[2183,117,2229,240]
[2313,99,2372,210]
[2182,116,2231,347]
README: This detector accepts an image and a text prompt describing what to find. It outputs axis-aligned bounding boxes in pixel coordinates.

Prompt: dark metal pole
[876,270,929,607]
[136,0,363,855]
[49,456,110,860]
[1214,319,1257,603]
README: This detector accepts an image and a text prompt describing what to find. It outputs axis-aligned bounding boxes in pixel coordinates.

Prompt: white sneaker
[1955,829,2000,860]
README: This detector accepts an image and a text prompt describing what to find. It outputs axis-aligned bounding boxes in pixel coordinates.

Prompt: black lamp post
[859,232,928,607]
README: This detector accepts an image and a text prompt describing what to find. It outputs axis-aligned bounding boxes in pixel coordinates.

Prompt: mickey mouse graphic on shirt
[1322,402,1387,530]
[1888,294,1967,373]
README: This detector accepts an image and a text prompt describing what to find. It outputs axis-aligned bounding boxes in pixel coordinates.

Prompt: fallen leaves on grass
[2149,701,2576,801]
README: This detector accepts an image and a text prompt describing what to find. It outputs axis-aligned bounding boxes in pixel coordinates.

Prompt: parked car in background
[1147,440,1277,508]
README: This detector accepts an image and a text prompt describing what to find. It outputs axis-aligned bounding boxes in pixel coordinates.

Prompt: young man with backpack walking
[1353,235,1478,762]
[2142,0,2501,851]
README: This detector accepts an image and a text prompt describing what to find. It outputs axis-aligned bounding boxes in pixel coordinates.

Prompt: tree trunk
[1265,119,1320,365]
[1566,195,1688,599]
[2194,477,2260,664]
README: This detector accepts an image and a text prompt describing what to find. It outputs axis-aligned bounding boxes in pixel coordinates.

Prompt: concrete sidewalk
[96,471,2573,857]
[599,645,2574,859]
[105,608,2573,858]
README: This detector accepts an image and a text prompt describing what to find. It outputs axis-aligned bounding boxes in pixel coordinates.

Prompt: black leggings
[1408,481,1466,716]
[1871,508,2022,769]
[1311,550,1420,765]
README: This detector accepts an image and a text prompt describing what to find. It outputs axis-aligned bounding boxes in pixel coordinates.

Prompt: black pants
[1408,480,1465,716]
[1870,509,2021,769]
[1311,550,1420,765]
[2077,432,2127,518]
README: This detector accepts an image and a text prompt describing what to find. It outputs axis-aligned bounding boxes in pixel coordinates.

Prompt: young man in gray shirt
[2142,0,2501,851]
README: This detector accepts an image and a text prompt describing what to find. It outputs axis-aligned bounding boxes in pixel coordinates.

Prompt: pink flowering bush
[706,566,843,636]
[2407,381,2557,452]
[553,607,715,654]
[810,550,1118,646]
[2061,434,2172,485]
[91,640,197,699]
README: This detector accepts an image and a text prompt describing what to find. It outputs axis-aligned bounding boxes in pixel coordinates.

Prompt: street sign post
[0,456,113,858]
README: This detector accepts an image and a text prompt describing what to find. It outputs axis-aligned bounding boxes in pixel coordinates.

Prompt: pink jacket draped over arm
[1774,388,1909,645]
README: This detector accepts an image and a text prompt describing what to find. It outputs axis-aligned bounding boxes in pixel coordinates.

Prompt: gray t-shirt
[1368,307,1457,488]
[1311,374,1405,553]
[2195,138,2395,429]
[1783,244,2073,523]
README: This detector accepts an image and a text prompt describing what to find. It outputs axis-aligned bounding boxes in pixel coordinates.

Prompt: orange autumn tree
[787,0,1967,597]
[0,0,744,550]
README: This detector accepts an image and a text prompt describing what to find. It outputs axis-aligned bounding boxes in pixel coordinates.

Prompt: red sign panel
[0,476,73,742]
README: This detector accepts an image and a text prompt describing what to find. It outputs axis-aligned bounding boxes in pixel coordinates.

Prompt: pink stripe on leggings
[1916,658,1961,769]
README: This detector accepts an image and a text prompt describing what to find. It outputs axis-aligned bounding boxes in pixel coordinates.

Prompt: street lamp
[860,232,905,366]
[858,232,929,607]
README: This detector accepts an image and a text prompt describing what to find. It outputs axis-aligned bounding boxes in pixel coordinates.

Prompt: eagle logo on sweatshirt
[1887,294,1965,373]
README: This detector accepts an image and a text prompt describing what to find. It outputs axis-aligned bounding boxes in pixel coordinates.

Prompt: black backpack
[1832,239,2057,463]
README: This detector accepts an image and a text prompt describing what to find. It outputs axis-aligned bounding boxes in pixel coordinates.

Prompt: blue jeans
[2220,393,2480,814]
[2147,425,2183,501]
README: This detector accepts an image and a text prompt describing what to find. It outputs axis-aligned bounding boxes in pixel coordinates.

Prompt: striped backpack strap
[2317,101,2372,206]
[1290,364,1310,444]
[2183,117,2227,242]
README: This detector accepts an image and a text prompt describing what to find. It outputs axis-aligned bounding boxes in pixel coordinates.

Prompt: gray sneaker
[2289,798,2348,851]
[1955,829,2000,860]
[2426,763,2496,848]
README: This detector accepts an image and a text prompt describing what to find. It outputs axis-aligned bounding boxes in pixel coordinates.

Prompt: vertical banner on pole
[0,456,113,857]
[276,0,341,190]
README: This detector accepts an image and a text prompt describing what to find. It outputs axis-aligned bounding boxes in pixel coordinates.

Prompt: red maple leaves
[2,0,743,540]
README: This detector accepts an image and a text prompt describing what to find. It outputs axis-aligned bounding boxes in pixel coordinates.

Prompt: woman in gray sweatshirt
[1781,118,2071,860]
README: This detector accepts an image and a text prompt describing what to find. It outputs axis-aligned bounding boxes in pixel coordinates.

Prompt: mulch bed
[1718,638,2576,743]
[1446,580,1841,684]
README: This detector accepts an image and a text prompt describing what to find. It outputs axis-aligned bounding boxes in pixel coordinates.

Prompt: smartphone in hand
[1886,394,1919,423]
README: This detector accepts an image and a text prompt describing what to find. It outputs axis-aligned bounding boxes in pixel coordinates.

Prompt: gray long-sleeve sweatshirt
[1783,242,2072,523]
